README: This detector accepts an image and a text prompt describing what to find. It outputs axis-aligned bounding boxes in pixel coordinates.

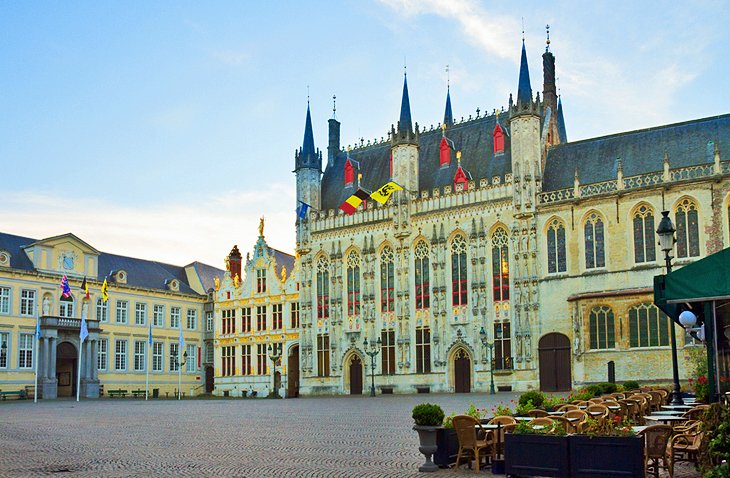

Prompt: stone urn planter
[412,403,445,473]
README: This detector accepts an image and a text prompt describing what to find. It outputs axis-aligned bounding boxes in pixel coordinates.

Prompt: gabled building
[0,232,222,399]
[213,219,300,397]
[293,32,730,395]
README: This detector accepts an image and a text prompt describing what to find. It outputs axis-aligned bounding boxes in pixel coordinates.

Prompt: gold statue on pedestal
[259,216,265,237]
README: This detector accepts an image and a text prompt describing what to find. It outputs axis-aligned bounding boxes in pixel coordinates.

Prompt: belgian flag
[80,276,90,300]
[339,188,370,215]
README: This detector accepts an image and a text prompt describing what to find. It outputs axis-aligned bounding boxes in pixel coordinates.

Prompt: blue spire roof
[444,87,453,125]
[557,96,567,143]
[517,41,532,105]
[399,74,413,133]
[302,103,315,155]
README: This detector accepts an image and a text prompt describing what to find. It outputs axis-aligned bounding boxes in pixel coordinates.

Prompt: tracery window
[316,256,330,319]
[492,228,510,302]
[414,241,430,310]
[628,302,669,348]
[546,219,567,273]
[589,305,615,350]
[494,322,512,370]
[584,212,606,269]
[675,198,700,258]
[451,235,468,306]
[317,333,330,377]
[346,250,361,316]
[633,205,656,263]
[380,246,395,312]
[380,329,396,375]
[415,327,431,373]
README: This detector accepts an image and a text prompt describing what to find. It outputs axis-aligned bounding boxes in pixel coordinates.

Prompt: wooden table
[644,415,686,425]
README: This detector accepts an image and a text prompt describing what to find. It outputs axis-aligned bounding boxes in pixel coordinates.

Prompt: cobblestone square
[0,394,699,477]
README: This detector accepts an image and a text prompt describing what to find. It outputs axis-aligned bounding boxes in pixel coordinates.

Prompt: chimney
[228,245,242,282]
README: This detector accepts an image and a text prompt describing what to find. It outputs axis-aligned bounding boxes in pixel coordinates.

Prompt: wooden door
[287,345,299,398]
[454,349,471,393]
[539,333,572,392]
[205,366,214,393]
[349,356,363,395]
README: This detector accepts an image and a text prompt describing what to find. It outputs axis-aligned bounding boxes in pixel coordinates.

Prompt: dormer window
[454,166,469,191]
[493,124,505,155]
[344,159,354,186]
[439,137,451,167]
[0,251,9,267]
[115,270,127,284]
[166,279,179,292]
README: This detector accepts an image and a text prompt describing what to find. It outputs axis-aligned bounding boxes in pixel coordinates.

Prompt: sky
[1,1,729,269]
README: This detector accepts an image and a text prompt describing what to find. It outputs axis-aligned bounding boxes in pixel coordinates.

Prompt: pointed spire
[444,87,453,126]
[557,96,567,143]
[398,72,413,135]
[517,40,533,106]
[302,102,315,156]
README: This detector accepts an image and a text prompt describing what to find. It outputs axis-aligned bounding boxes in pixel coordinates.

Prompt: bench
[107,389,128,398]
[0,390,26,400]
[131,390,146,398]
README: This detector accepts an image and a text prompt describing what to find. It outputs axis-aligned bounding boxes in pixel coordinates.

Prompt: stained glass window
[584,213,605,269]
[451,235,468,306]
[492,228,510,302]
[316,256,330,319]
[346,250,361,315]
[589,306,615,349]
[547,219,567,273]
[633,205,656,263]
[675,198,700,258]
[380,247,394,312]
[414,241,430,310]
[629,303,670,348]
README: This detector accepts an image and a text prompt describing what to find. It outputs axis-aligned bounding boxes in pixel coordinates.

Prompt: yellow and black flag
[81,276,90,299]
[101,278,109,303]
[370,181,403,205]
[339,188,370,215]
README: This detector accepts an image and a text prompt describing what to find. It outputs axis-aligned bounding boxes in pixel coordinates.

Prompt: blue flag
[79,309,88,343]
[148,322,153,346]
[179,325,184,349]
[35,309,41,340]
[296,200,311,219]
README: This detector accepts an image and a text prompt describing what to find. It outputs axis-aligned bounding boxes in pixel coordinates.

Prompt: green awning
[663,247,730,303]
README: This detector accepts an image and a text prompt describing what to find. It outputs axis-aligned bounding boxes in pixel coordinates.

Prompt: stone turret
[390,73,419,194]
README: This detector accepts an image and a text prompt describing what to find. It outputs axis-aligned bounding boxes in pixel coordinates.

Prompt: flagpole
[34,306,39,403]
[145,323,150,401]
[76,339,82,402]
[178,320,182,400]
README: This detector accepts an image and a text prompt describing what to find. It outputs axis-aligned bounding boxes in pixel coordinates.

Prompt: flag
[179,326,184,350]
[370,181,403,205]
[81,276,90,299]
[101,278,109,303]
[148,321,153,346]
[296,201,311,219]
[79,308,88,343]
[60,275,71,298]
[339,188,370,215]
[35,309,41,339]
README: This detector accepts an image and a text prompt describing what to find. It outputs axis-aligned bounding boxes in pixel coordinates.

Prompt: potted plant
[569,416,643,478]
[505,420,570,478]
[412,403,444,472]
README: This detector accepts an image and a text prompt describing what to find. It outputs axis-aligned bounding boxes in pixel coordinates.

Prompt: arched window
[59,295,74,318]
[628,303,669,348]
[316,256,330,320]
[380,247,394,313]
[346,251,361,316]
[584,212,605,269]
[451,235,468,306]
[344,159,354,186]
[589,305,615,349]
[492,228,510,302]
[633,205,656,263]
[493,124,505,154]
[546,219,566,273]
[675,198,700,258]
[414,241,430,310]
[439,137,451,167]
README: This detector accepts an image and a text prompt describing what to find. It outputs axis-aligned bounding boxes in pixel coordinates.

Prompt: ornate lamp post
[657,210,684,406]
[172,350,188,400]
[268,343,282,398]
[363,337,381,397]
[480,326,496,395]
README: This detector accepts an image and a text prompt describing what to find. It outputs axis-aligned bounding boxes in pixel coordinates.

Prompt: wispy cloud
[1,184,296,268]
[210,49,250,67]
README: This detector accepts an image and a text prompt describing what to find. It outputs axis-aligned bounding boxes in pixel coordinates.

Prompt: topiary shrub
[412,403,445,426]
[597,382,618,394]
[622,380,640,391]
[518,390,545,408]
[586,384,602,397]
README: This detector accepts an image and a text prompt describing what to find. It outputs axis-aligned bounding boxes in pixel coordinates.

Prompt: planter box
[434,427,458,468]
[505,433,570,478]
[569,435,644,478]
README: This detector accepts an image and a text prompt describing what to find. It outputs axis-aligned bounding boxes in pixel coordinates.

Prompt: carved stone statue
[43,296,50,316]
[233,273,240,288]
[214,276,220,291]
[82,301,89,318]
[259,216,265,237]
[281,266,287,282]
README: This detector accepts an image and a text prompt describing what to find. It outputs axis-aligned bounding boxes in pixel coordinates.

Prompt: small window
[439,137,451,166]
[344,159,355,185]
[493,124,505,154]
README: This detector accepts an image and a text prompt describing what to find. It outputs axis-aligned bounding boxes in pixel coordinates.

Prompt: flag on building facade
[101,278,109,303]
[35,308,41,339]
[370,181,403,204]
[296,200,311,219]
[179,325,184,349]
[79,309,88,343]
[80,276,90,299]
[148,321,153,346]
[60,275,71,298]
[339,188,370,215]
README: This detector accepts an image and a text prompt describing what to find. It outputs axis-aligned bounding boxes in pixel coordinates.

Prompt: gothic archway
[349,355,363,395]
[453,348,472,393]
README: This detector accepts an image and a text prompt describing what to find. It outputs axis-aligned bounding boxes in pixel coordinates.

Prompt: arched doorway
[453,348,471,393]
[539,333,572,392]
[56,342,77,397]
[274,371,281,393]
[287,345,299,398]
[349,355,363,395]
[205,366,214,393]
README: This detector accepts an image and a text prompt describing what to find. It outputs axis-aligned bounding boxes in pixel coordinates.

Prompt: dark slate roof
[517,41,532,105]
[302,103,315,156]
[543,114,730,191]
[187,261,223,292]
[271,249,295,280]
[557,97,567,143]
[444,88,453,125]
[0,231,223,296]
[399,75,413,134]
[321,114,513,210]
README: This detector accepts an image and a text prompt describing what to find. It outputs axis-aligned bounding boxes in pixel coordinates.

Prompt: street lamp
[657,210,684,406]
[479,327,496,395]
[172,350,188,400]
[268,344,282,398]
[363,337,381,397]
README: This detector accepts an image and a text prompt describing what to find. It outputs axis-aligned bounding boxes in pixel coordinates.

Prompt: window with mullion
[186,344,196,372]
[317,269,330,319]
[0,332,8,368]
[348,264,361,315]
[451,235,468,306]
[241,344,252,376]
[415,327,431,373]
[256,306,266,331]
[290,302,300,328]
[380,330,396,375]
[152,342,163,372]
[115,339,127,371]
[589,306,615,349]
[135,303,147,326]
[256,343,267,375]
[20,289,36,316]
[317,333,330,377]
[96,298,108,322]
[134,340,146,371]
[414,241,430,309]
[152,304,164,327]
[546,220,567,273]
[241,307,250,333]
[19,333,33,368]
[629,303,670,348]
[0,287,10,314]
[494,322,512,370]
[272,304,283,330]
[256,269,267,293]
[380,247,394,313]
[97,338,107,371]
[633,206,656,264]
[169,343,179,372]
[584,213,605,269]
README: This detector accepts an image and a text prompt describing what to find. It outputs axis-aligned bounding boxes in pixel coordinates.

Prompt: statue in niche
[572,303,582,356]
[43,296,51,316]
[82,301,89,318]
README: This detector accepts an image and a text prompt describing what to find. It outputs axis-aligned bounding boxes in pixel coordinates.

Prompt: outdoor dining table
[652,410,685,416]
[661,405,694,410]
[632,426,648,434]
[644,415,687,425]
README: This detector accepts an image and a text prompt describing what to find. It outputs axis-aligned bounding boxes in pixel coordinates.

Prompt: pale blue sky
[2,1,729,267]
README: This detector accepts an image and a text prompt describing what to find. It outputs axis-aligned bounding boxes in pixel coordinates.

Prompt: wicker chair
[528,417,554,427]
[549,415,575,434]
[564,409,588,425]
[646,391,664,411]
[588,398,604,404]
[637,424,672,478]
[453,415,494,472]
[571,400,589,406]
[683,405,709,421]
[488,416,516,459]
[620,399,644,425]
[668,421,704,477]
[585,404,610,422]
[556,404,580,412]
[527,409,549,418]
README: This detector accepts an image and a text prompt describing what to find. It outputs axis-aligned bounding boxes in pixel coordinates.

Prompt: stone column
[85,340,92,379]
[49,337,57,379]
[40,337,47,379]
[91,340,98,381]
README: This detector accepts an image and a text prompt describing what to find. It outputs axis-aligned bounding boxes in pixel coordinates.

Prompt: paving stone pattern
[0,394,700,477]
